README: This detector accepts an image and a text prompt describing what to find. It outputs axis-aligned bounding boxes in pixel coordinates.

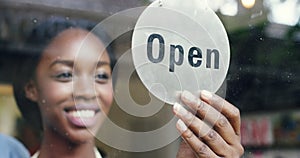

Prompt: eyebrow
[49,60,110,68]
[96,61,110,67]
[49,60,74,68]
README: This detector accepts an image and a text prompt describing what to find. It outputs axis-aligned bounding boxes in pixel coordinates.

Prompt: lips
[64,105,100,128]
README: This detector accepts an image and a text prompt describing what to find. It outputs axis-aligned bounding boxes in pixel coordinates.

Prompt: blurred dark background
[0,0,299,157]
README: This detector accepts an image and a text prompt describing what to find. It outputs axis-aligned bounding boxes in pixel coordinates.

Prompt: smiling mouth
[68,110,98,118]
[64,105,100,114]
[64,105,101,127]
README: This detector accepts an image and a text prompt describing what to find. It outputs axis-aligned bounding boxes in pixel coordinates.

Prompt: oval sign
[132,0,230,104]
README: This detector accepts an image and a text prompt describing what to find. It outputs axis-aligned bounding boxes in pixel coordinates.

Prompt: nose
[73,76,96,101]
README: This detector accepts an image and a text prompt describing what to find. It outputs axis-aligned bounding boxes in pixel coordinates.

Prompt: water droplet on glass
[194,10,198,16]
[32,18,38,24]
[159,0,163,7]
[250,10,263,19]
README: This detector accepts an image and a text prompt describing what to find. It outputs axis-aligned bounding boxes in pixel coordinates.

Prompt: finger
[174,104,231,156]
[176,119,220,158]
[181,91,237,144]
[200,90,241,136]
[176,141,196,158]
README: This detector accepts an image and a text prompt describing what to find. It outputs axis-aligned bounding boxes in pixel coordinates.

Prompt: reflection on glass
[241,0,256,9]
[208,0,238,16]
[264,0,300,26]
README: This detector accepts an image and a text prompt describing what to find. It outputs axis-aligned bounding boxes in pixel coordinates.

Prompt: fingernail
[176,119,187,133]
[201,90,212,100]
[182,90,197,105]
[173,102,187,116]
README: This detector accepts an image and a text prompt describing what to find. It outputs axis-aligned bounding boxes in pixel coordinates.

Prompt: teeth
[69,110,95,118]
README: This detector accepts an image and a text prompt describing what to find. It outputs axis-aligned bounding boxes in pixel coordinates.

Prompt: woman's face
[26,28,113,143]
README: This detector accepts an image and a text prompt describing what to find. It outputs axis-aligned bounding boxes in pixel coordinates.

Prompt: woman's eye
[55,72,72,81]
[95,73,110,83]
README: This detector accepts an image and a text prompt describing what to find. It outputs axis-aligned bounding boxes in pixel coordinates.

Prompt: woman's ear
[24,80,38,102]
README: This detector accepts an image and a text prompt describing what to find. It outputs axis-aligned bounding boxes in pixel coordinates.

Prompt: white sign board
[132,0,230,104]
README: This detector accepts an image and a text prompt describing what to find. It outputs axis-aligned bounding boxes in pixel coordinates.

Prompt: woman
[13,18,243,158]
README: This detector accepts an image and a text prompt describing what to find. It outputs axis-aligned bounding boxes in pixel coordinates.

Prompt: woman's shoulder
[0,133,30,158]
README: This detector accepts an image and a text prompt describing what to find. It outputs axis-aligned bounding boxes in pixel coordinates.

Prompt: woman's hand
[174,90,244,158]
